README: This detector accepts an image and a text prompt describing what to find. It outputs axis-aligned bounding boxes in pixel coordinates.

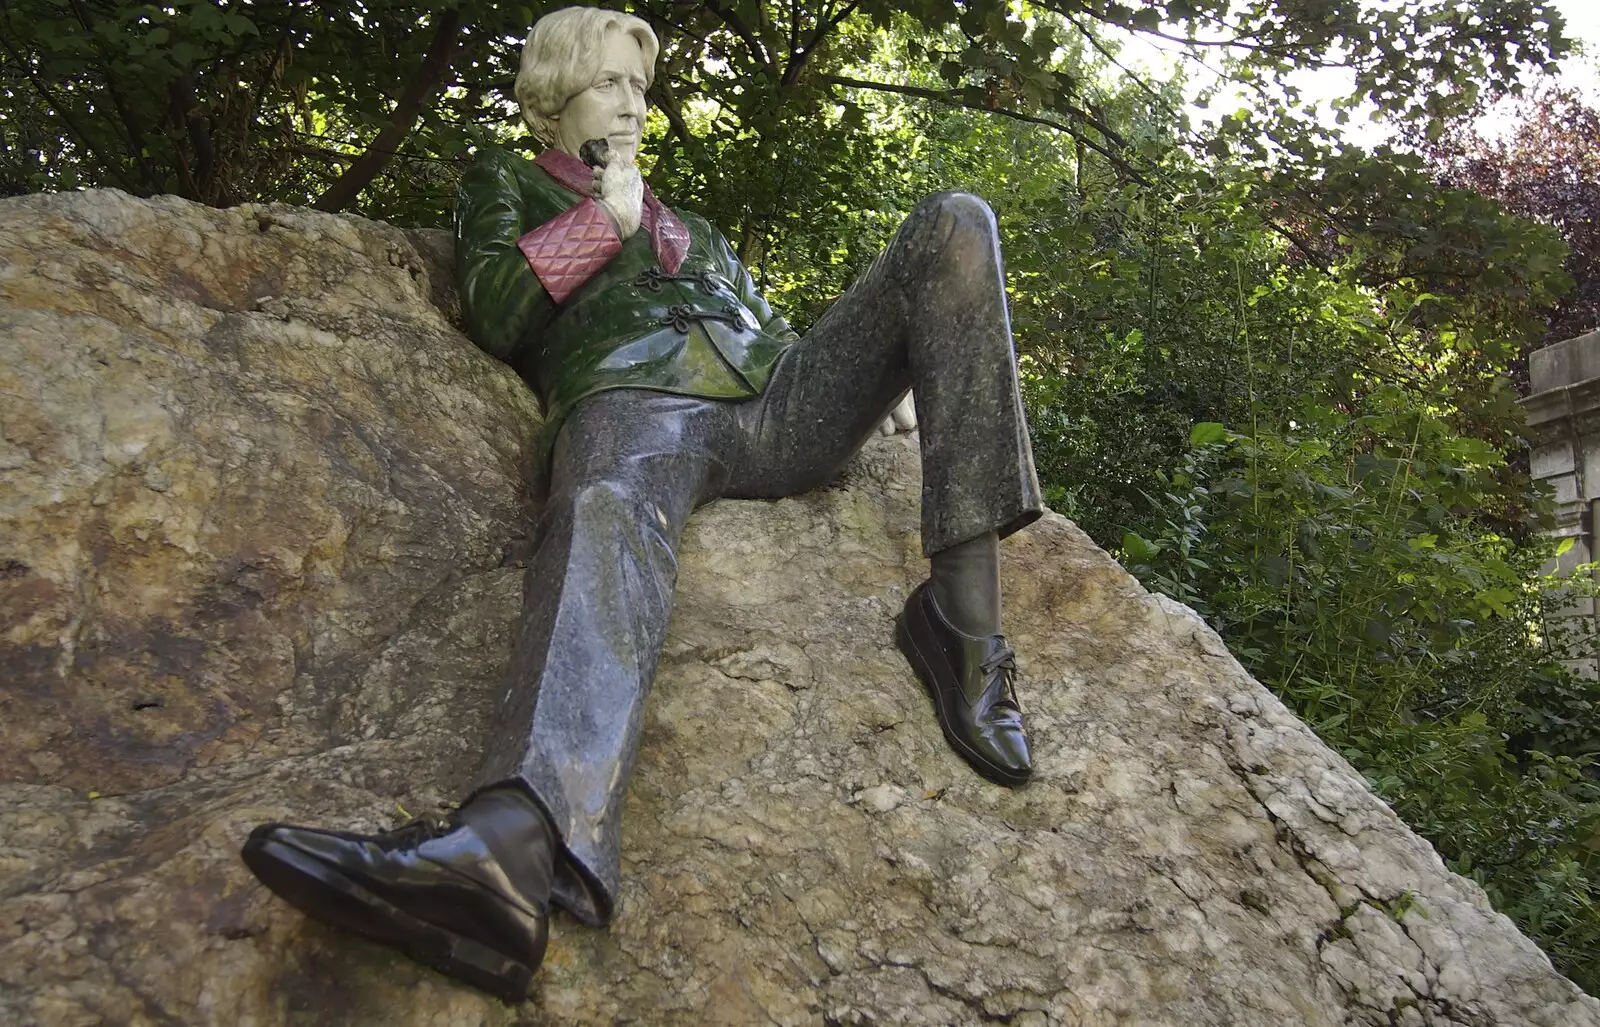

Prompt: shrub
[1121,414,1600,988]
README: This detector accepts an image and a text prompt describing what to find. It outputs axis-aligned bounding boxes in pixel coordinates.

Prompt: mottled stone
[2,189,1596,1026]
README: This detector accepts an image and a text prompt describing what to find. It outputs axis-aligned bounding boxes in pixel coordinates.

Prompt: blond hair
[515,7,658,147]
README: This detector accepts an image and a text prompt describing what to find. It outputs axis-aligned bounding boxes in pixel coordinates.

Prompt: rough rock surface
[1,188,1595,1027]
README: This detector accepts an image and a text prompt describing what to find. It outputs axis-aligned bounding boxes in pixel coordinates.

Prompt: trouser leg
[930,530,1001,636]
[474,391,732,926]
[729,191,1042,555]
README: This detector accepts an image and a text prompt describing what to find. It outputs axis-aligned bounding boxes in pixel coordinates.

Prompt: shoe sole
[895,614,1031,788]
[241,836,535,1002]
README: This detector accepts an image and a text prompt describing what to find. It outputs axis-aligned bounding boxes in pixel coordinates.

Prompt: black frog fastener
[658,304,750,333]
[634,267,731,294]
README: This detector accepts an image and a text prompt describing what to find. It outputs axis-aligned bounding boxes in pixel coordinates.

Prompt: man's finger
[890,392,917,431]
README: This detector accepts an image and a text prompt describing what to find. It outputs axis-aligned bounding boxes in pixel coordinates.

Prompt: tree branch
[290,129,454,164]
[245,17,297,145]
[168,73,219,202]
[64,0,161,192]
[649,80,696,149]
[290,142,355,164]
[1059,10,1172,113]
[781,1,857,88]
[1038,2,1325,63]
[635,3,749,82]
[1062,98,1136,154]
[1052,9,1337,271]
[313,7,462,212]
[1262,214,1333,273]
[0,33,136,191]
[822,74,1150,184]
[704,0,773,75]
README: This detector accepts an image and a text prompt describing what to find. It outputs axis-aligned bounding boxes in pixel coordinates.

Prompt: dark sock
[928,530,1001,637]
[460,786,557,906]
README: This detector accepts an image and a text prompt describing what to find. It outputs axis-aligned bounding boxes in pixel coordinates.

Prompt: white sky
[1109,0,1600,147]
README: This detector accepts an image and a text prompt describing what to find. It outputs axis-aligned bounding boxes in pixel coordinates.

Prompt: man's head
[515,7,657,163]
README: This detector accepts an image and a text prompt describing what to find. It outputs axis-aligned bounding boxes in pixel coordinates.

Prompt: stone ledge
[1530,329,1600,396]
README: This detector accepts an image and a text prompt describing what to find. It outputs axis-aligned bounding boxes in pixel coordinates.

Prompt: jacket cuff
[516,198,622,304]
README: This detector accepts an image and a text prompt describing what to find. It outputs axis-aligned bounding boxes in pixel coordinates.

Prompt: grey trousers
[474,192,1043,925]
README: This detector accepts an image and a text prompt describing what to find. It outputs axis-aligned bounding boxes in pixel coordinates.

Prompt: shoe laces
[380,812,457,846]
[981,643,1022,713]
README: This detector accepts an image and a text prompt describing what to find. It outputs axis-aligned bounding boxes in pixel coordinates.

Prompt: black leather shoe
[240,797,554,1002]
[896,580,1032,786]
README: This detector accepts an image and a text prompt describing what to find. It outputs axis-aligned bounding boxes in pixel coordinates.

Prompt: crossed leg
[729,190,1040,554]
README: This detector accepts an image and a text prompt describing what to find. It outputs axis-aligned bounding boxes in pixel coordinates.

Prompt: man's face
[552,29,649,164]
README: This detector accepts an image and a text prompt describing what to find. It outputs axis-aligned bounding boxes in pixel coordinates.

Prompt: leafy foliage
[1120,412,1600,987]
[1422,85,1600,349]
[2,0,572,221]
[0,0,1573,233]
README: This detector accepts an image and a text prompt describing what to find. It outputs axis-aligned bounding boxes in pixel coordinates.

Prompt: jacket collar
[535,148,689,273]
[534,147,602,196]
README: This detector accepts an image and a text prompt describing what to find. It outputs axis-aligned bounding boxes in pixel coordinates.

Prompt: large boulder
[1,189,1595,1027]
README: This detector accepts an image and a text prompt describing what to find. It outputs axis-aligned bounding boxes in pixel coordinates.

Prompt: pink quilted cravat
[517,150,689,302]
[516,199,621,304]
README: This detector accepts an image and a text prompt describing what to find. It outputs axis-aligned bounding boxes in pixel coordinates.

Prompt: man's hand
[878,391,917,435]
[594,157,644,239]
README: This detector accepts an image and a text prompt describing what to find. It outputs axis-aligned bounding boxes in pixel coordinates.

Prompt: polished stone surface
[475,191,1042,923]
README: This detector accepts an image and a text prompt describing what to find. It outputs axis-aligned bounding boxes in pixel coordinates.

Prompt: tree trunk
[312,8,462,213]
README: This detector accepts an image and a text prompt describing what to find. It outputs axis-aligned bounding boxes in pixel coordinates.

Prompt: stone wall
[1523,329,1600,674]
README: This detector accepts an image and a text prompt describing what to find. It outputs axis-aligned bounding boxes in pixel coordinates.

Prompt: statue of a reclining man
[241,5,1043,1001]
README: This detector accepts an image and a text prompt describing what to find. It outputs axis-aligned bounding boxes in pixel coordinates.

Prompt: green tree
[0,0,1573,235]
[1423,84,1600,350]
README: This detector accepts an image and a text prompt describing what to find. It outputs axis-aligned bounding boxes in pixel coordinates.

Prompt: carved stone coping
[1523,374,1600,436]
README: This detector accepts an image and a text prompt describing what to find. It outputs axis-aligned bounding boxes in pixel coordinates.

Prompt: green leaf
[1129,8,1162,31]
[1122,531,1159,565]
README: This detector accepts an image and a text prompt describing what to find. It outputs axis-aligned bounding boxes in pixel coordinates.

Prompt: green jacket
[454,146,798,452]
